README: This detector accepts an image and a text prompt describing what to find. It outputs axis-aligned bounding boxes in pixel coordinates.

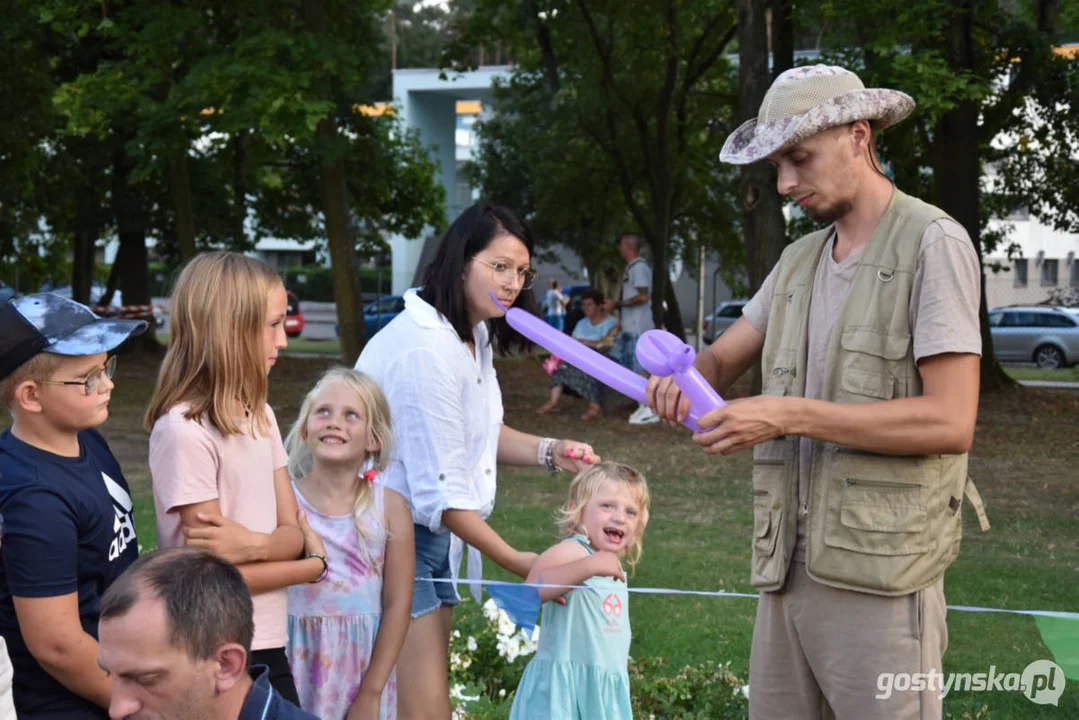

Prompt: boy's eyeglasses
[472,258,538,290]
[36,355,117,396]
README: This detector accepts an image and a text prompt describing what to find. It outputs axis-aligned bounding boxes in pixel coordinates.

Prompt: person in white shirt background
[356,202,601,720]
[605,232,661,425]
[542,279,567,331]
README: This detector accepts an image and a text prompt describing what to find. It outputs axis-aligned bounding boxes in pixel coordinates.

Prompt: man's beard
[808,198,853,225]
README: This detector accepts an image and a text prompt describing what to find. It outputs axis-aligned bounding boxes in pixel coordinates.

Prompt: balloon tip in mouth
[488,291,509,311]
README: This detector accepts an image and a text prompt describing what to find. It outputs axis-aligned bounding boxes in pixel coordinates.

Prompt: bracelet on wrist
[307,553,329,583]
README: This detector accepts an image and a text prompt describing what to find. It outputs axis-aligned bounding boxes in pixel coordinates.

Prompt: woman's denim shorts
[411,523,461,618]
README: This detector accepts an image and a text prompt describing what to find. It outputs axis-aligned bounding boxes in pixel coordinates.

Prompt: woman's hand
[506,550,539,579]
[297,510,327,559]
[553,440,600,473]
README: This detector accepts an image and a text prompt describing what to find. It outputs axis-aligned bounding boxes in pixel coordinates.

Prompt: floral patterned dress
[287,479,396,719]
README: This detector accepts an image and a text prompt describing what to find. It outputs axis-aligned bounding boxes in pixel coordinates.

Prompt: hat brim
[720,88,915,165]
[47,317,148,356]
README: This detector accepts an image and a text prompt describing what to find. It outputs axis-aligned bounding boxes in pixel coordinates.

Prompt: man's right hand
[647,374,690,426]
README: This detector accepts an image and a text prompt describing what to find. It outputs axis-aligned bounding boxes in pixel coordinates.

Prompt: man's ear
[850,119,872,157]
[12,380,44,415]
[212,643,249,694]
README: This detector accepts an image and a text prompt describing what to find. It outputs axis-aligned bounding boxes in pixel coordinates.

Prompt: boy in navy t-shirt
[0,294,147,719]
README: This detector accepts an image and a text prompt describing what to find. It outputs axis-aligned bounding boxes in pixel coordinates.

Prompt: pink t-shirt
[149,402,289,650]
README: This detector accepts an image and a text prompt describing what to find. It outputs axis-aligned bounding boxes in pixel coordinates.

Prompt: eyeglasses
[472,258,538,291]
[36,355,117,396]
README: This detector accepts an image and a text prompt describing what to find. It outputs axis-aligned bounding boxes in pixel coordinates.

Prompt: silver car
[702,300,748,344]
[988,306,1079,368]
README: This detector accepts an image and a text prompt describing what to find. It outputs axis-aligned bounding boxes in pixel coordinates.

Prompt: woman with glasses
[356,203,601,720]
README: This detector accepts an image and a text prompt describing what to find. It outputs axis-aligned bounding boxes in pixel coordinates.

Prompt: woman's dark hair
[419,202,540,355]
[581,289,605,305]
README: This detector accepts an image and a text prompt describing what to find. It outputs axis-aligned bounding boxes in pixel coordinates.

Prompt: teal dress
[509,535,632,719]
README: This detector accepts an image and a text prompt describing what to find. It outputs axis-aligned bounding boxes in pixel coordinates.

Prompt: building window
[1013,258,1028,287]
[1041,259,1059,286]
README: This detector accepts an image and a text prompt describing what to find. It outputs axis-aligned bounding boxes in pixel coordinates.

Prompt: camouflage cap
[0,293,148,381]
[720,64,914,165]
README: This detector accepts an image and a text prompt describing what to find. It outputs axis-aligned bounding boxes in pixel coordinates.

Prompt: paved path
[1017,379,1079,390]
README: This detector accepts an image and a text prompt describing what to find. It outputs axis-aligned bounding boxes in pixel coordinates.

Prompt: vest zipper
[844,478,919,490]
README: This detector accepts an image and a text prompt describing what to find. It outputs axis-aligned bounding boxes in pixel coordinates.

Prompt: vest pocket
[823,457,934,557]
[750,437,793,589]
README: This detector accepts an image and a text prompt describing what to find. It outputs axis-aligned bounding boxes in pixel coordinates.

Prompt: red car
[285,290,305,338]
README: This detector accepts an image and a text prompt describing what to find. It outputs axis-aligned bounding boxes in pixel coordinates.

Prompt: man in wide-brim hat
[650,65,988,718]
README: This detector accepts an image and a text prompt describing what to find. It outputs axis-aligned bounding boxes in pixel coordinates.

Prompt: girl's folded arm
[525,541,596,602]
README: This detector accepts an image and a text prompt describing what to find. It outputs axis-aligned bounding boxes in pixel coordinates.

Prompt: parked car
[284,290,305,338]
[0,281,14,307]
[702,299,748,344]
[335,294,406,340]
[988,306,1079,368]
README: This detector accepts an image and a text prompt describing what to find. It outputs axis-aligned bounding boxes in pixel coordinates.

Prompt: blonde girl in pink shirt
[146,251,327,705]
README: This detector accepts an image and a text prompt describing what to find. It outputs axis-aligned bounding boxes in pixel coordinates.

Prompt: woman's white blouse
[355,289,504,597]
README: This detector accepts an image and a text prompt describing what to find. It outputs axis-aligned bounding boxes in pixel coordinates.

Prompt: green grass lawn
[108,351,1078,718]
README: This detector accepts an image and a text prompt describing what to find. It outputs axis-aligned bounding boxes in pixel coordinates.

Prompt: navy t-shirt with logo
[0,428,139,719]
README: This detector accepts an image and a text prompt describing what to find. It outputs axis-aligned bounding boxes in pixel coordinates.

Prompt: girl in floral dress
[284,367,415,719]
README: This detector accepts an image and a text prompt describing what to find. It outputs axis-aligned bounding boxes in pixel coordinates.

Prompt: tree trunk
[738,0,789,395]
[935,1,1013,392]
[233,132,247,247]
[170,154,197,262]
[318,124,365,365]
[737,0,788,297]
[304,0,365,364]
[72,229,95,306]
[111,141,159,350]
[771,0,794,79]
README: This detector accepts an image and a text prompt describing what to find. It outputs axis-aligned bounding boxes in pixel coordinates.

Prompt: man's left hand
[692,396,789,456]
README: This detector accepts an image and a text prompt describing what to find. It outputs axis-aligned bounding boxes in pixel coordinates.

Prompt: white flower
[483,598,500,622]
[741,684,750,699]
[499,689,506,698]
[453,629,461,639]
[497,634,522,662]
[449,683,480,702]
[497,609,516,638]
[450,652,462,670]
[466,636,478,652]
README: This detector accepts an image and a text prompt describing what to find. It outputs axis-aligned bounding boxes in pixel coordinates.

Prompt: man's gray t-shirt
[742,218,983,562]
[620,257,654,335]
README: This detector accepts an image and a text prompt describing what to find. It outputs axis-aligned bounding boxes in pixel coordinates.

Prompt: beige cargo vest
[751,189,989,597]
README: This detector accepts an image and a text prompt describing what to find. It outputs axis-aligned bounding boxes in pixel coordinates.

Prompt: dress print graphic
[102,472,136,561]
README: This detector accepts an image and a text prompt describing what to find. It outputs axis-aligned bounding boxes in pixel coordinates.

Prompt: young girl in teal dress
[510,462,650,719]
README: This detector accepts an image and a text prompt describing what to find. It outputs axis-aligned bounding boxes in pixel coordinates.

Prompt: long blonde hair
[285,367,394,567]
[557,462,651,572]
[145,251,284,437]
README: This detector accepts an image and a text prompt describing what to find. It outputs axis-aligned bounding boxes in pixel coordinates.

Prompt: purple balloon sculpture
[635,329,726,431]
[491,293,724,432]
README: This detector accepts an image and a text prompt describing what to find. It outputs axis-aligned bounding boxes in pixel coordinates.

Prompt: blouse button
[485,469,491,475]
[438,473,446,482]
[477,377,483,384]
